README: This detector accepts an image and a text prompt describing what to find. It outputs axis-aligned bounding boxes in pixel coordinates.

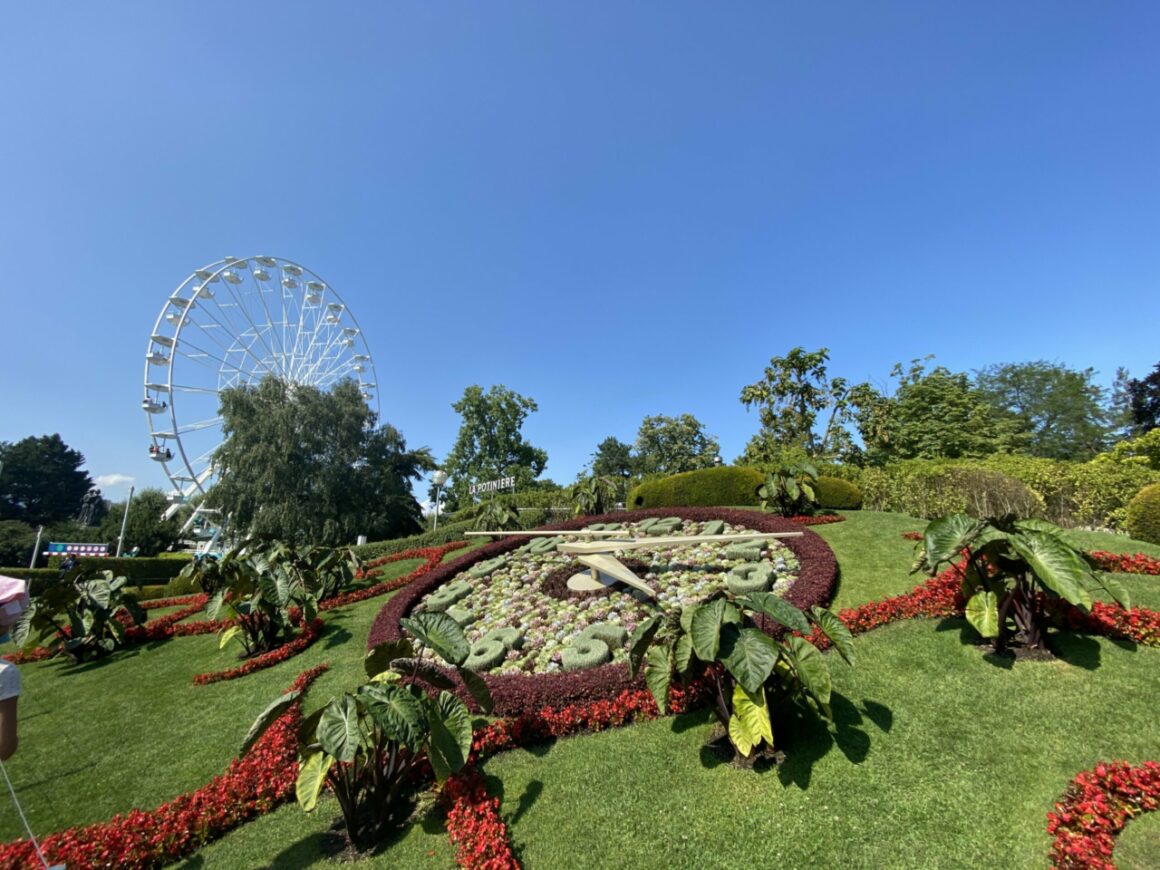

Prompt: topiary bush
[814,476,863,510]
[1125,483,1160,544]
[628,466,764,509]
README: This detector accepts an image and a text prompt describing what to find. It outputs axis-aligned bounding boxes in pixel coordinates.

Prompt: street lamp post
[431,471,449,531]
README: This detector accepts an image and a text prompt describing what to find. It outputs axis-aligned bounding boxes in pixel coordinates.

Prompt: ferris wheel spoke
[175,416,223,435]
[216,274,286,372]
[249,273,289,378]
[182,301,279,377]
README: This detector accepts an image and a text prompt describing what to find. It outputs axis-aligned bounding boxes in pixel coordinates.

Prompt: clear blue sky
[2,2,1158,504]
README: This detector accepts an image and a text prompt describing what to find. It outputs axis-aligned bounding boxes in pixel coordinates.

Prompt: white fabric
[0,661,19,701]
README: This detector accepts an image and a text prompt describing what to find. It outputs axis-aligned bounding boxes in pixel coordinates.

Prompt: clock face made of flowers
[413,517,804,676]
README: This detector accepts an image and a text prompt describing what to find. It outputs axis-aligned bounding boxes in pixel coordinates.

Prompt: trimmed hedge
[815,476,862,510]
[857,461,1046,521]
[0,558,189,591]
[350,521,478,561]
[368,507,838,716]
[1125,483,1160,544]
[627,466,764,509]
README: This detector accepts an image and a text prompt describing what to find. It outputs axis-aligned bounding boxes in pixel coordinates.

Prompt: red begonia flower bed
[192,617,325,685]
[0,664,328,870]
[1088,550,1160,576]
[368,508,839,716]
[1047,760,1160,869]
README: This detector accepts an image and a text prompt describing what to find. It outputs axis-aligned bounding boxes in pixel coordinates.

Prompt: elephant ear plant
[569,474,621,517]
[13,570,146,663]
[758,462,819,517]
[183,541,324,657]
[915,513,1132,656]
[242,611,493,851]
[630,591,853,763]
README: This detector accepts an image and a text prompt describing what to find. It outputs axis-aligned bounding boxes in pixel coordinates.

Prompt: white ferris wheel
[143,255,379,529]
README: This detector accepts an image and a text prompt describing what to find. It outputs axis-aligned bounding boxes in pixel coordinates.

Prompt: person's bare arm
[0,696,17,761]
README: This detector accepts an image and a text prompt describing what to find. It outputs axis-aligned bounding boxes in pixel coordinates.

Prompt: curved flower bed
[0,665,328,870]
[369,508,839,716]
[1047,760,1160,869]
[1088,551,1160,576]
[2,543,467,666]
[193,617,325,685]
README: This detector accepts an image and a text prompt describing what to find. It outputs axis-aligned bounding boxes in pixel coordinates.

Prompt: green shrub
[814,476,863,510]
[1125,483,1160,544]
[628,466,764,509]
[857,460,1044,520]
[980,454,1160,529]
[44,556,189,586]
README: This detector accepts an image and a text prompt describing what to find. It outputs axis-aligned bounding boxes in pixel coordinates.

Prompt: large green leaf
[690,598,740,662]
[239,690,301,756]
[364,638,415,679]
[205,590,227,622]
[964,590,999,638]
[456,666,495,715]
[643,644,672,715]
[295,747,334,812]
[1088,572,1131,610]
[1006,531,1092,609]
[360,683,427,750]
[810,607,855,666]
[921,514,985,572]
[673,633,694,675]
[401,611,470,666]
[720,626,778,696]
[728,683,772,757]
[218,625,243,650]
[627,615,662,679]
[426,691,473,782]
[391,657,456,691]
[317,695,362,763]
[741,592,810,633]
[786,635,831,706]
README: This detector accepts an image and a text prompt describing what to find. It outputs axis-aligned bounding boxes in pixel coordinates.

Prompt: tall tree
[854,359,1023,464]
[210,377,432,545]
[443,384,548,508]
[739,347,856,461]
[974,361,1111,460]
[0,434,94,525]
[588,436,635,480]
[98,488,184,556]
[634,414,720,476]
[1115,362,1160,435]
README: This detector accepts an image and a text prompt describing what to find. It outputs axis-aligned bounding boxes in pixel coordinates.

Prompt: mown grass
[0,551,466,842]
[3,521,1158,868]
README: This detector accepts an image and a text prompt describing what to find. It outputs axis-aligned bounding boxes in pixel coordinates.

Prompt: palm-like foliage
[914,514,1131,654]
[568,474,620,517]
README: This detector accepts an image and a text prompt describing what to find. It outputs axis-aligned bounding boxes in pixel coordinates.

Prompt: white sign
[470,475,516,496]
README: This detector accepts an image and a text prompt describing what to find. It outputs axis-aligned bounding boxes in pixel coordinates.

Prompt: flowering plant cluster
[901,531,924,541]
[324,542,466,610]
[444,767,520,870]
[1088,550,1160,576]
[1056,601,1160,647]
[193,617,325,685]
[140,594,204,610]
[788,514,846,526]
[1046,760,1160,869]
[0,665,328,870]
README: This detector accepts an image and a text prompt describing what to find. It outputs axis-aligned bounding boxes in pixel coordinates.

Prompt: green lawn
[3,517,1158,868]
